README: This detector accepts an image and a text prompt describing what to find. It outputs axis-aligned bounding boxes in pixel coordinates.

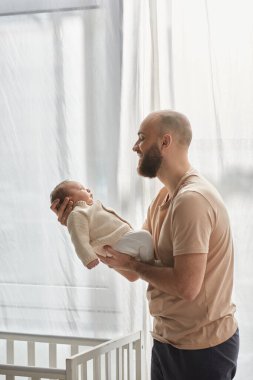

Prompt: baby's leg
[112,230,154,262]
[135,230,154,261]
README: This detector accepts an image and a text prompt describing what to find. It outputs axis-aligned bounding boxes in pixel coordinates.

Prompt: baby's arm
[67,211,99,269]
[87,258,99,269]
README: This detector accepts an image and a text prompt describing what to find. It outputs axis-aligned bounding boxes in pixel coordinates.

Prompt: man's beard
[138,143,162,178]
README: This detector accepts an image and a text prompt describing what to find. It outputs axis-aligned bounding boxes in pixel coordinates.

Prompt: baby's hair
[50,180,72,208]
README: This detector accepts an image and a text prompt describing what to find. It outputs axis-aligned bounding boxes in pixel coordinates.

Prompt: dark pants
[151,329,239,380]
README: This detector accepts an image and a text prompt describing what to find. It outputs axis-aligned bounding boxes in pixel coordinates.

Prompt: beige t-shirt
[144,169,237,349]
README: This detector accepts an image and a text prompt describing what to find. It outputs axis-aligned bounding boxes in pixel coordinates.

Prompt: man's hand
[97,246,140,282]
[50,197,73,226]
[97,246,136,270]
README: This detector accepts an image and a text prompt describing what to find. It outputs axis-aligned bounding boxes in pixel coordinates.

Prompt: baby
[50,180,154,269]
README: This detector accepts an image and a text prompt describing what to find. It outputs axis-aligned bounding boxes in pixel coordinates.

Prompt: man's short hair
[159,111,192,147]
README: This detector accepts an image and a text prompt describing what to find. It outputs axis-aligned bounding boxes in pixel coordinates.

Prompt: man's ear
[161,133,172,149]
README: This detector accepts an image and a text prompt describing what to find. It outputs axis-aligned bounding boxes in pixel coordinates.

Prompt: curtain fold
[0,3,132,340]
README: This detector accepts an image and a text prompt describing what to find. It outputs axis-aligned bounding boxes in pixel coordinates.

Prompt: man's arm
[99,247,207,300]
[115,269,140,282]
[133,253,207,300]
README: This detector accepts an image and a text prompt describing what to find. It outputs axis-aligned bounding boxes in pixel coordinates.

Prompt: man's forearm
[131,252,207,301]
[131,261,180,297]
[115,268,140,282]
[99,247,206,301]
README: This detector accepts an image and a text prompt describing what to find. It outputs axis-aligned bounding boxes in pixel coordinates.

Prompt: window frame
[0,0,101,16]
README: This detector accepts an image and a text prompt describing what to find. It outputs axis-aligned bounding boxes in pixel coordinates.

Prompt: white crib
[0,331,144,380]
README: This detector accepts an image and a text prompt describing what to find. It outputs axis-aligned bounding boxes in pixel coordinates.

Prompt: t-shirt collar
[162,167,199,206]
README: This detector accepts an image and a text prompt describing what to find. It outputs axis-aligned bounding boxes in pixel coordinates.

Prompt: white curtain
[0,0,253,378]
[0,1,146,341]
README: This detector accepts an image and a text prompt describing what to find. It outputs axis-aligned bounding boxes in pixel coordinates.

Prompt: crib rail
[0,364,66,380]
[0,330,144,380]
[0,331,106,368]
[0,331,107,347]
[66,330,144,380]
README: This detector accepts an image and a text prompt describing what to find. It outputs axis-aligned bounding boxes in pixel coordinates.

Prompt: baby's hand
[87,259,99,270]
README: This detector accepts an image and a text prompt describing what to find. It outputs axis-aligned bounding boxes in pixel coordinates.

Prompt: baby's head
[50,180,93,209]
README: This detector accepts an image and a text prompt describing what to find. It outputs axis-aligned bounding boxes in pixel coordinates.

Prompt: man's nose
[132,141,138,151]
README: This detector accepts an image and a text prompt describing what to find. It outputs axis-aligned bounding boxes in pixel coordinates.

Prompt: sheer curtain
[0,0,253,379]
[0,0,147,341]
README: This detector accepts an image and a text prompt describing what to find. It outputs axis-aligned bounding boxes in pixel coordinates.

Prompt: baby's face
[65,182,93,205]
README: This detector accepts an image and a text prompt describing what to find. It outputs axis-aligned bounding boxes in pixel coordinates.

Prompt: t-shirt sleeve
[67,211,98,267]
[171,191,214,256]
[142,206,152,233]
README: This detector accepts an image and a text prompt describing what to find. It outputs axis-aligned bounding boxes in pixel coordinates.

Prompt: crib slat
[6,339,14,380]
[127,343,134,380]
[66,358,78,380]
[49,343,57,368]
[105,352,111,380]
[28,341,35,366]
[134,333,144,380]
[123,346,126,380]
[116,347,122,380]
[6,340,14,364]
[93,356,101,380]
[81,362,87,380]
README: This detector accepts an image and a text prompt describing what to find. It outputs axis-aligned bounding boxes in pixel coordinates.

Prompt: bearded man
[51,110,239,380]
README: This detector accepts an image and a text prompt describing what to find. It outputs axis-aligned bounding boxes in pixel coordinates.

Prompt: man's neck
[157,162,192,197]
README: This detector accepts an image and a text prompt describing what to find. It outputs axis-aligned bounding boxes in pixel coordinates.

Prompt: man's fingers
[65,201,74,214]
[104,246,119,256]
[61,201,73,224]
[50,197,73,226]
[50,199,60,215]
[97,254,109,262]
[97,254,113,266]
[57,197,70,220]
[104,245,113,252]
[57,198,73,225]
